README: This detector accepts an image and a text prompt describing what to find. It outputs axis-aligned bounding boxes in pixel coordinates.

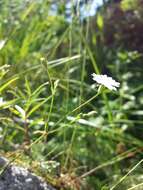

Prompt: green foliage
[121,0,138,10]
[97,13,104,30]
[0,0,143,190]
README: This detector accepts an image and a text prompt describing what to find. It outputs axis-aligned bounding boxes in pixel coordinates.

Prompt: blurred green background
[0,0,143,189]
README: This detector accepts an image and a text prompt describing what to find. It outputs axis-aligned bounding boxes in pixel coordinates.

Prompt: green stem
[71,93,99,113]
[110,159,143,190]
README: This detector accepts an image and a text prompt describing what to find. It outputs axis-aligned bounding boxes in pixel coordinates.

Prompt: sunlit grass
[0,1,143,190]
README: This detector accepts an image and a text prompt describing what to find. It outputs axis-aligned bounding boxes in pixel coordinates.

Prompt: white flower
[92,73,120,91]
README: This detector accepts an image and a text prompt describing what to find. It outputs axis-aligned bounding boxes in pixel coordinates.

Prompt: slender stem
[80,155,126,179]
[53,92,100,130]
[127,182,143,190]
[102,91,113,123]
[71,93,99,113]
[110,159,143,190]
[24,115,30,145]
[64,124,77,168]
[45,92,55,132]
[80,148,138,179]
[41,58,55,141]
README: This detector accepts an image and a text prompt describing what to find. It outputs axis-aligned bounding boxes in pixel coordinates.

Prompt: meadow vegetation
[0,0,143,189]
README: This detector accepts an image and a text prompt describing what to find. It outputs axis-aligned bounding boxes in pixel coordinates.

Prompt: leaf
[97,14,104,30]
[15,105,26,119]
[27,95,52,117]
[32,82,49,97]
[121,0,137,11]
[0,99,17,109]
[0,77,19,93]
[25,77,32,96]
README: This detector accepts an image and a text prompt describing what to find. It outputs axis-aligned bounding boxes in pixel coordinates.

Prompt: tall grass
[0,1,143,190]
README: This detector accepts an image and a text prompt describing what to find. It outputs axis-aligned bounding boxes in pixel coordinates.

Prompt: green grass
[0,1,143,190]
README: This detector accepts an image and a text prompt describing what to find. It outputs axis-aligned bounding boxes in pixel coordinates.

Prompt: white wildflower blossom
[92,73,120,91]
